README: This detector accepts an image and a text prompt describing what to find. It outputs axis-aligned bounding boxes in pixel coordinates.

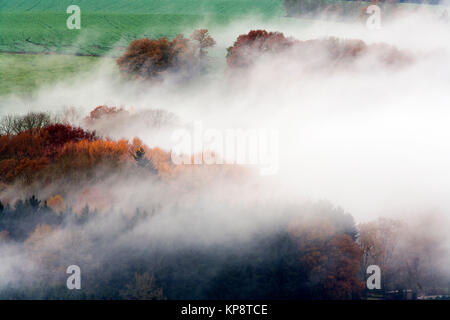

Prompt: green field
[1,0,443,97]
[0,12,221,55]
[0,0,283,14]
[0,53,106,96]
[0,0,284,96]
[0,0,445,56]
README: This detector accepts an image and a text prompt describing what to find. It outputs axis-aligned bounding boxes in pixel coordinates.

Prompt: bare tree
[190,29,216,57]
[0,112,52,135]
[0,115,15,135]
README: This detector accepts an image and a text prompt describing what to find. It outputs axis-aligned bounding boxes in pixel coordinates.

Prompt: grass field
[0,12,221,55]
[2,0,443,56]
[0,53,106,96]
[0,0,284,55]
[0,0,445,97]
[0,0,283,14]
[0,0,283,96]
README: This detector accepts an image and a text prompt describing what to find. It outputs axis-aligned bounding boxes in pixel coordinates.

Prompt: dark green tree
[27,195,41,212]
[133,147,157,174]
[79,204,90,224]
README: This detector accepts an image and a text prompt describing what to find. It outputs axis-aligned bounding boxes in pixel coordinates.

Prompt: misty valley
[0,0,450,302]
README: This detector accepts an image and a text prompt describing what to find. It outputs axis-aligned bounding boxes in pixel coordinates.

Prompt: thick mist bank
[1,12,450,221]
[1,10,450,299]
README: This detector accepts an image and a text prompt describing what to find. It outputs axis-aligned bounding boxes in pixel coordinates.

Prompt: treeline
[0,196,365,299]
[0,191,448,299]
[116,28,411,82]
[0,109,172,188]
[225,30,411,69]
[0,108,244,205]
[0,113,447,299]
[0,195,100,242]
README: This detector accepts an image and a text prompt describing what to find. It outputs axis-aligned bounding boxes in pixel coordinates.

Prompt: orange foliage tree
[47,195,66,214]
[288,211,364,299]
[58,139,130,172]
[117,36,190,80]
[0,120,98,184]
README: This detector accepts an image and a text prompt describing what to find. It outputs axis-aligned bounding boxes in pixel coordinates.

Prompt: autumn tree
[288,204,363,299]
[0,131,45,161]
[85,105,127,122]
[43,124,97,146]
[0,109,175,186]
[0,120,98,184]
[15,158,49,185]
[226,30,295,69]
[41,124,97,159]
[57,139,130,175]
[226,30,411,71]
[117,30,215,80]
[190,29,216,57]
[117,36,189,80]
[321,234,364,299]
[47,195,66,214]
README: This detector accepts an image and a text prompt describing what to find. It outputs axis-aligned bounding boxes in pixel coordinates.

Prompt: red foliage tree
[117,30,215,80]
[227,30,411,70]
[226,30,295,68]
[190,29,216,57]
[0,119,99,184]
[117,36,196,80]
[86,105,127,121]
[41,124,97,159]
[42,124,97,147]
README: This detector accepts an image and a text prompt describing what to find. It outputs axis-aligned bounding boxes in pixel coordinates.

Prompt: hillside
[0,0,283,56]
[0,0,284,15]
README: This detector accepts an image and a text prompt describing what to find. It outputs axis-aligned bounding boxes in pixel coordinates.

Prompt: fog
[1,8,450,295]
